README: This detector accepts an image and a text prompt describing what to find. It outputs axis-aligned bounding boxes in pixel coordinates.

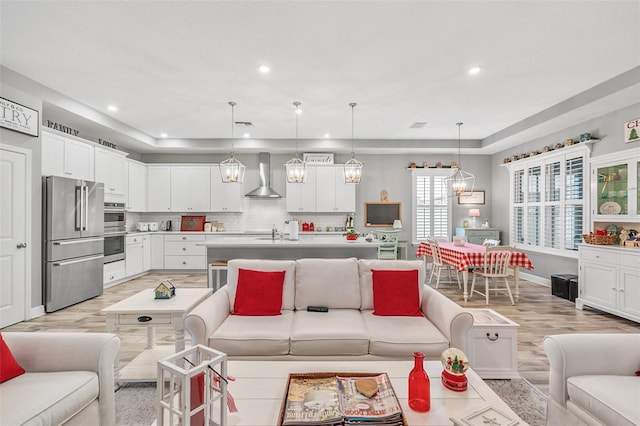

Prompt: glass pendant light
[344,102,363,184]
[220,101,246,183]
[285,101,306,183]
[446,122,475,195]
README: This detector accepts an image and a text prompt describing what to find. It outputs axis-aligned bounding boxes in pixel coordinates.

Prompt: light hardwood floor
[3,271,639,395]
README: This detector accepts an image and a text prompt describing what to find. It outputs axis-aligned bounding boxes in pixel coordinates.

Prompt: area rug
[485,378,547,426]
[115,378,546,425]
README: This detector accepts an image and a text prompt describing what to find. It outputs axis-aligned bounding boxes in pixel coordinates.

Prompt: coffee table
[102,288,211,382]
[173,360,524,426]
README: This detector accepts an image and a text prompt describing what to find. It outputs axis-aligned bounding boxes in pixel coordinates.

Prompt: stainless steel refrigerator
[43,176,105,312]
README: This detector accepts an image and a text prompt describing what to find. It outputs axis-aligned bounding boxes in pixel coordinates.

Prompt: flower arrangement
[344,228,359,240]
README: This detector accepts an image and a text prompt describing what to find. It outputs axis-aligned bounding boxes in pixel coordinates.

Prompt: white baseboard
[520,271,550,287]
[30,305,45,319]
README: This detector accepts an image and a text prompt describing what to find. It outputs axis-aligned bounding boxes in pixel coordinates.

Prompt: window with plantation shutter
[505,145,589,257]
[412,169,453,243]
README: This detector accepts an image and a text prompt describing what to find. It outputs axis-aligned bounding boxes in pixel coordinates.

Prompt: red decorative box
[180,216,206,232]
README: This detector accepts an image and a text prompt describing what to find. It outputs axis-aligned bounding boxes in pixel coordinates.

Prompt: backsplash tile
[129,198,353,232]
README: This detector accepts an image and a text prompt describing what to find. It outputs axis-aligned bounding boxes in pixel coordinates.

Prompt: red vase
[408,351,430,412]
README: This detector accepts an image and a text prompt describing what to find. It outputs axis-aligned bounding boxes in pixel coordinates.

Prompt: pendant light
[285,101,306,183]
[220,101,246,183]
[446,122,475,195]
[344,102,363,184]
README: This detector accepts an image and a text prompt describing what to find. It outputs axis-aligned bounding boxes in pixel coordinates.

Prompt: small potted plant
[344,228,359,241]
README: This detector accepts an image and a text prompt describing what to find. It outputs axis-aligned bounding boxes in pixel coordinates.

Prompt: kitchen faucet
[272,224,278,240]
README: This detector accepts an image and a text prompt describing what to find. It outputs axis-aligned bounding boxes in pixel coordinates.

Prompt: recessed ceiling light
[243,133,250,138]
[468,66,481,75]
[324,133,331,138]
[160,133,167,138]
[107,105,118,112]
[258,64,270,73]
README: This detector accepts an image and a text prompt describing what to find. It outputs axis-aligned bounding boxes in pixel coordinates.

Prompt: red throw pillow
[232,269,286,316]
[372,269,423,316]
[0,333,25,383]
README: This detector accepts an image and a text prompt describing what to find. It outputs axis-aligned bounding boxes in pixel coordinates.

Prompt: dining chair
[376,230,399,260]
[426,238,460,289]
[470,246,514,305]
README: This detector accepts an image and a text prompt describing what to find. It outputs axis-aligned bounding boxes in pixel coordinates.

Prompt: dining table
[415,241,535,302]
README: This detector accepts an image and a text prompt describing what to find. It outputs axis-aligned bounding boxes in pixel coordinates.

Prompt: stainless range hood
[245,152,282,198]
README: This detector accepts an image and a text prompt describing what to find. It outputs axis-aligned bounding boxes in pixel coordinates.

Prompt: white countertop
[199,236,381,248]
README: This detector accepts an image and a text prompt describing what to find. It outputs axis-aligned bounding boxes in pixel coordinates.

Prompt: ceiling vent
[235,121,253,127]
[409,122,428,129]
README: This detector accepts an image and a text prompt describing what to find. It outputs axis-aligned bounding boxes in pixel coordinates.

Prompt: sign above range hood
[245,152,281,198]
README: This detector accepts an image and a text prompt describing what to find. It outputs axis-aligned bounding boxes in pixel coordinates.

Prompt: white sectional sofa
[0,332,120,426]
[185,258,473,360]
[543,333,640,426]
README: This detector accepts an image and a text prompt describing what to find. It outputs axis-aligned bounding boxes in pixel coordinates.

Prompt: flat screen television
[364,202,401,227]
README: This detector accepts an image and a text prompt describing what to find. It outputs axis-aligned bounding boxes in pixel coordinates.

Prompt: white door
[0,145,30,327]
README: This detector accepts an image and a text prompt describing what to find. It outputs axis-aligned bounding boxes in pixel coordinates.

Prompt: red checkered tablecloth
[415,242,534,272]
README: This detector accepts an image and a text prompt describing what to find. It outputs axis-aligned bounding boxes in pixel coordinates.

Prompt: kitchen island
[200,235,382,261]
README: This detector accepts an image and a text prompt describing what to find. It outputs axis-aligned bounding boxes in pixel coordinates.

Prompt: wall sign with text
[303,153,334,164]
[0,97,39,137]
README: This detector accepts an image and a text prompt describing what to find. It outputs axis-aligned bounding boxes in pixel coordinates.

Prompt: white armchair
[0,332,120,426]
[543,333,640,426]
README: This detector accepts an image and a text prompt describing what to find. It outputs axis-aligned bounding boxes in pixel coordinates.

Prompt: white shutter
[413,172,451,241]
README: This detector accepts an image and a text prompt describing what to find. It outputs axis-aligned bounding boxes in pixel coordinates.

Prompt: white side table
[464,308,519,379]
[103,287,212,382]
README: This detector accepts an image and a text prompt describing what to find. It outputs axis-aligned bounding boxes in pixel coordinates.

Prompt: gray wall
[490,103,640,281]
[0,83,43,308]
[141,151,493,247]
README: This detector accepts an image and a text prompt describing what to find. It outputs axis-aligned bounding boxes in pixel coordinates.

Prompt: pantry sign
[0,97,39,137]
[625,118,639,144]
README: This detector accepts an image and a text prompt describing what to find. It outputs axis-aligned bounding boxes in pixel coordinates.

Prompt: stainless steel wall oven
[104,202,126,263]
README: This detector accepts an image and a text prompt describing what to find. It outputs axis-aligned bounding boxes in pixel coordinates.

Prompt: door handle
[53,237,104,245]
[53,254,104,266]
[16,242,27,249]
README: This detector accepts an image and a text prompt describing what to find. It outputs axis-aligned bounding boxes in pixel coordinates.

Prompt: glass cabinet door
[637,160,640,215]
[596,162,628,215]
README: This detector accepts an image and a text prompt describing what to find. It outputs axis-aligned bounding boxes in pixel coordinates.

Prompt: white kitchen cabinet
[147,166,172,212]
[590,148,640,222]
[618,253,640,319]
[103,260,126,288]
[577,244,640,323]
[142,234,151,272]
[127,159,147,211]
[125,234,144,277]
[210,165,244,212]
[150,234,164,269]
[94,147,127,201]
[171,166,211,212]
[316,165,356,213]
[286,167,317,212]
[164,234,206,270]
[42,131,94,180]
